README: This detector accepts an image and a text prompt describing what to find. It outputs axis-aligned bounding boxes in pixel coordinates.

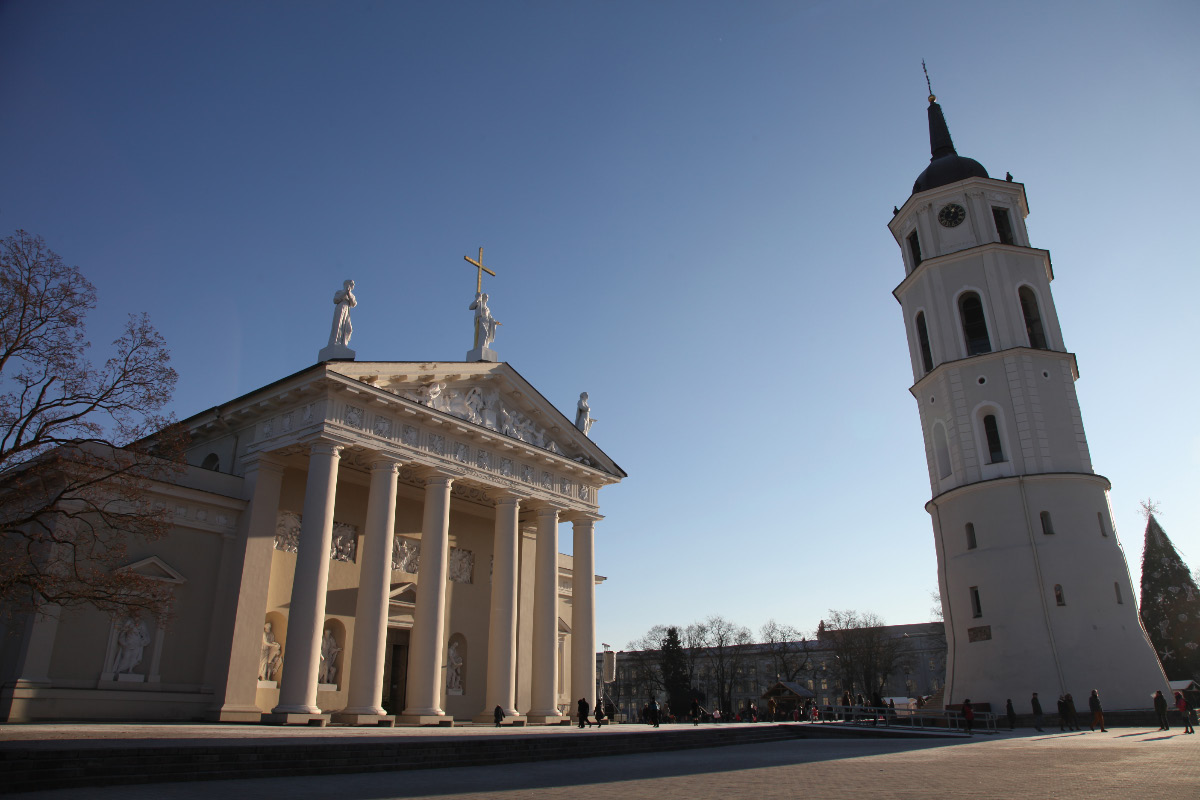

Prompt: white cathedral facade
[890,95,1169,710]
[1,291,625,724]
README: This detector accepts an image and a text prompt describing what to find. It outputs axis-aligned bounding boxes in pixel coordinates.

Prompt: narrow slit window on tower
[1054,584,1066,606]
[970,586,983,618]
[916,312,934,373]
[1115,582,1123,604]
[965,522,977,550]
[958,292,992,355]
[983,414,1005,463]
[934,423,952,479]
[1018,286,1048,349]
[1097,512,1108,537]
[992,207,1015,245]
[1040,511,1055,535]
[908,230,922,268]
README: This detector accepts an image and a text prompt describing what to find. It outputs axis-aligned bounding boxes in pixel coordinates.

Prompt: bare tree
[820,609,911,699]
[759,619,812,682]
[930,589,944,621]
[0,230,184,621]
[623,625,668,703]
[699,614,751,714]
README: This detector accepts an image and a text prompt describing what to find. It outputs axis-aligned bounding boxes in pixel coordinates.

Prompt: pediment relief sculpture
[390,381,564,454]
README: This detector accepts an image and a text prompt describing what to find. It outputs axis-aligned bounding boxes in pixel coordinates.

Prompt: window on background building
[908,230,923,267]
[1018,287,1048,349]
[983,414,1005,463]
[966,522,977,550]
[970,586,983,618]
[958,292,992,355]
[992,207,1015,245]
[916,312,934,373]
[1040,511,1055,535]
[1054,584,1066,606]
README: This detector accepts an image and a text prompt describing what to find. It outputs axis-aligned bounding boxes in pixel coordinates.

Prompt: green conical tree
[1139,514,1200,682]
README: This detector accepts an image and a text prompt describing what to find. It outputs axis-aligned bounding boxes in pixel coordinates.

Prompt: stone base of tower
[929,473,1170,711]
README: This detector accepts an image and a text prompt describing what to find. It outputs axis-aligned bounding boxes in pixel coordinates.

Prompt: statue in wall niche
[328,279,357,347]
[318,628,341,685]
[469,292,501,349]
[574,392,596,435]
[446,640,464,694]
[110,618,151,675]
[259,622,283,681]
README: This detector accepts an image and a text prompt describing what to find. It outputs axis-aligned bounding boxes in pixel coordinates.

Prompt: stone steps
[0,725,802,793]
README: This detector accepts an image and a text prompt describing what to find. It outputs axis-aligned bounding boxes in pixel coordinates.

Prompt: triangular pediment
[118,556,187,584]
[327,361,625,478]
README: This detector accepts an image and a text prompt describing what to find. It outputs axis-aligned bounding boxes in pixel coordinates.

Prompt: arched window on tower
[1018,287,1048,349]
[983,414,1005,464]
[915,312,934,373]
[907,230,922,268]
[965,522,977,550]
[201,453,220,471]
[958,292,991,355]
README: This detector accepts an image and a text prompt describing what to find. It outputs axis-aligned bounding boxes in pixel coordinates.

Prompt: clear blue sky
[2,1,1197,650]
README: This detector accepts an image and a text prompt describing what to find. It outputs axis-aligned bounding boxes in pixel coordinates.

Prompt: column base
[332,712,396,727]
[397,714,454,726]
[212,705,266,723]
[526,712,567,724]
[261,712,330,726]
[472,711,527,725]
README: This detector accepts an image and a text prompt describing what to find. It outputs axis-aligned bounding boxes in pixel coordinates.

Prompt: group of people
[1023,688,1195,733]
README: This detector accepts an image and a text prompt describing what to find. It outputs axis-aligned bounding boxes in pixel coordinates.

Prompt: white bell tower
[889,93,1168,710]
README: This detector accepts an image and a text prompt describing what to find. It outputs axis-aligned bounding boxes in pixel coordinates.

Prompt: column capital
[366,454,403,474]
[533,505,561,522]
[305,438,345,458]
[562,511,604,525]
[492,493,524,510]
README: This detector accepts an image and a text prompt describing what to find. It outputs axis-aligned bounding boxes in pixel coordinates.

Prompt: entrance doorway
[382,628,410,714]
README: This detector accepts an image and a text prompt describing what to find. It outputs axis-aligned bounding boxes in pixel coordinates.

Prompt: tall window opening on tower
[992,207,1015,245]
[970,586,983,618]
[916,312,934,373]
[1115,582,1123,604]
[933,423,952,479]
[983,414,1005,463]
[907,231,922,268]
[965,523,977,550]
[1040,511,1055,535]
[1018,287,1048,349]
[958,293,991,355]
[1097,512,1108,537]
[1054,584,1066,606]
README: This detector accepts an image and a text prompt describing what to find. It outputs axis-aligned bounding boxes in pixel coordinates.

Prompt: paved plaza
[4,724,1197,799]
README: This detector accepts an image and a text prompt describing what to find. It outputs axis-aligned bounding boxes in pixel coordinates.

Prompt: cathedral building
[1,283,625,724]
[889,94,1168,709]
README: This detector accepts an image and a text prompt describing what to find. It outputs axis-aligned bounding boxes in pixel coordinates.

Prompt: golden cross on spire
[464,247,496,294]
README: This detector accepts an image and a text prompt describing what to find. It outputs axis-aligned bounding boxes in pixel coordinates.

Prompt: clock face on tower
[938,203,967,228]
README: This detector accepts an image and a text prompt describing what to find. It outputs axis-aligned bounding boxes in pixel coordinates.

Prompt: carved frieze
[392,536,420,573]
[345,405,364,429]
[373,416,392,438]
[449,547,474,584]
[391,382,563,454]
[274,511,358,563]
[427,434,445,455]
[499,457,513,477]
[476,449,491,470]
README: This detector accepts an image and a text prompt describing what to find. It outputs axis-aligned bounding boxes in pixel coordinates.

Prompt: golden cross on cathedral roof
[464,247,496,294]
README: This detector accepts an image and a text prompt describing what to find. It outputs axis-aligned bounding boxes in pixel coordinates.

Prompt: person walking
[962,698,975,736]
[493,705,504,728]
[1154,690,1170,731]
[1175,692,1195,734]
[649,697,660,728]
[690,699,702,726]
[577,697,591,728]
[1065,693,1080,731]
[1088,689,1107,732]
[1056,696,1068,731]
[1006,698,1017,730]
[595,701,606,727]
[1031,692,1044,732]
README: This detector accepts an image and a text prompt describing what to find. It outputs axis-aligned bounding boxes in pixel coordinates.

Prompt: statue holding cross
[464,247,502,362]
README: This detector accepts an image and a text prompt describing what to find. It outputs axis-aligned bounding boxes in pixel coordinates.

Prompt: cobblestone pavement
[12,727,1199,799]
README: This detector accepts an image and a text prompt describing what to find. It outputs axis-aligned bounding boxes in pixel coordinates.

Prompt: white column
[527,505,562,721]
[335,457,400,723]
[475,494,523,722]
[272,440,342,717]
[400,472,454,723]
[570,515,599,722]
